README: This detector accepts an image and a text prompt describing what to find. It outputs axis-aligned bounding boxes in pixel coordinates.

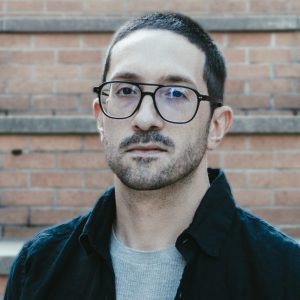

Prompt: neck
[113,155,210,251]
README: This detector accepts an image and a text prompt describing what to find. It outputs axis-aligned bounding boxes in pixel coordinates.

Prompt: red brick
[56,80,92,94]
[4,153,55,169]
[275,191,300,206]
[31,95,78,110]
[275,153,300,168]
[223,49,246,63]
[249,79,292,93]
[234,189,273,207]
[250,208,300,225]
[221,171,247,188]
[249,171,300,188]
[280,227,300,239]
[0,50,8,63]
[35,34,80,48]
[208,0,247,13]
[0,276,8,295]
[225,80,245,93]
[0,172,28,187]
[46,1,83,12]
[0,275,8,297]
[10,50,54,64]
[1,190,53,206]
[58,50,101,64]
[8,80,52,94]
[274,96,300,108]
[31,172,83,188]
[80,65,102,79]
[207,152,221,168]
[219,135,247,150]
[248,171,274,188]
[0,80,5,93]
[225,95,269,109]
[224,152,273,169]
[83,135,103,150]
[0,136,30,151]
[227,64,270,80]
[79,99,95,115]
[275,64,300,78]
[249,135,300,150]
[0,65,32,79]
[3,225,45,238]
[249,49,292,63]
[247,110,294,116]
[82,33,113,48]
[0,208,28,224]
[250,0,289,13]
[85,171,114,188]
[227,33,271,47]
[7,1,44,12]
[275,32,300,46]
[0,96,30,110]
[31,135,82,151]
[30,208,86,225]
[57,153,107,169]
[0,34,32,48]
[167,0,209,13]
[291,0,300,10]
[34,65,79,79]
[84,0,124,14]
[57,190,100,206]
[210,33,225,48]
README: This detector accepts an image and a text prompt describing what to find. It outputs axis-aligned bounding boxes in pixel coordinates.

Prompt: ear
[93,98,104,142]
[207,105,233,150]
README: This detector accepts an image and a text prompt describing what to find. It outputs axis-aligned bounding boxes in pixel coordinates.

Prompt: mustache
[119,132,175,149]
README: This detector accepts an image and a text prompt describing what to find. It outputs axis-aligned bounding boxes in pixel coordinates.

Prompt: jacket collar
[178,168,236,258]
[80,187,116,259]
[79,169,236,260]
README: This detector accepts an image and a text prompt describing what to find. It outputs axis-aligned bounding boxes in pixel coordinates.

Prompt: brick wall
[0,1,300,297]
[0,0,299,16]
[0,132,299,239]
[0,31,299,116]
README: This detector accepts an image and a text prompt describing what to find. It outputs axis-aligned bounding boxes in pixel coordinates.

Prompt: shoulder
[235,207,300,262]
[25,213,89,257]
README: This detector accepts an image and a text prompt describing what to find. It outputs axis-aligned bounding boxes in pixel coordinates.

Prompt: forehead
[107,29,206,88]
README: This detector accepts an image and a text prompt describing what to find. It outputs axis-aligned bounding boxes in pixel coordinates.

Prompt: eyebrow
[110,72,197,88]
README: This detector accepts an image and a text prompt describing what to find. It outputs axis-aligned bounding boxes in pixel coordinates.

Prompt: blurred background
[0,0,300,296]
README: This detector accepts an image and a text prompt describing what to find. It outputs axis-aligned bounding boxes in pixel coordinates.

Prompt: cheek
[103,119,128,145]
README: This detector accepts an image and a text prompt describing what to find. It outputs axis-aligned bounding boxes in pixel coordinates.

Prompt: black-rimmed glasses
[93,81,222,124]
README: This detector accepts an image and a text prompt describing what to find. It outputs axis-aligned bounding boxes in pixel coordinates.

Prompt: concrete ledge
[0,116,300,134]
[0,241,23,275]
[0,16,299,33]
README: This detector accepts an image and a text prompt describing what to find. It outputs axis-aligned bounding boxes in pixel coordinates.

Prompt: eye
[116,86,138,96]
[162,87,188,100]
[171,89,185,98]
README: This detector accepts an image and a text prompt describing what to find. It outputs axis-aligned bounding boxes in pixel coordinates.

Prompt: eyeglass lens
[99,82,199,123]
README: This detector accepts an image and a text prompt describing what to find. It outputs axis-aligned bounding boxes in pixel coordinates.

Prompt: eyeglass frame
[93,80,223,124]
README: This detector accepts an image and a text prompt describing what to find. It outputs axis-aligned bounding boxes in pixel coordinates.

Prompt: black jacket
[5,169,300,300]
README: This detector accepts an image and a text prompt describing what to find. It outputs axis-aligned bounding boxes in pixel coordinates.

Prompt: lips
[126,143,167,153]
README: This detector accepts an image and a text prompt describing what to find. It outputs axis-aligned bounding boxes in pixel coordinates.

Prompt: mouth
[126,144,168,155]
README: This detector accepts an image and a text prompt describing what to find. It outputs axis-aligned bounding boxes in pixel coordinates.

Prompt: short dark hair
[102,12,226,106]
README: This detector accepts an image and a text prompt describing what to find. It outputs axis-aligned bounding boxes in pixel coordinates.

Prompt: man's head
[93,12,233,191]
[102,12,226,103]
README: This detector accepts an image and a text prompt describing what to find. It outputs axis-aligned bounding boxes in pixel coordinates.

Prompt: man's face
[99,29,211,190]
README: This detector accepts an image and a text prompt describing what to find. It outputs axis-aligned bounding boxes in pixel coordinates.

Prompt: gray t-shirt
[110,230,186,300]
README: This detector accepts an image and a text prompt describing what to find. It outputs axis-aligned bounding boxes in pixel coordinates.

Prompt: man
[5,12,300,300]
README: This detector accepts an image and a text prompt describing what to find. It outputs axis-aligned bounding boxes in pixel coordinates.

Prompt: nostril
[11,149,23,156]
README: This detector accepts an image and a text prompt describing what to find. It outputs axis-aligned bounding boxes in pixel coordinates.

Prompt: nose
[131,94,164,132]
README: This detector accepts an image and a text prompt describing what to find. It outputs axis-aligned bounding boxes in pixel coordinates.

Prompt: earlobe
[207,106,233,150]
[92,98,105,142]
